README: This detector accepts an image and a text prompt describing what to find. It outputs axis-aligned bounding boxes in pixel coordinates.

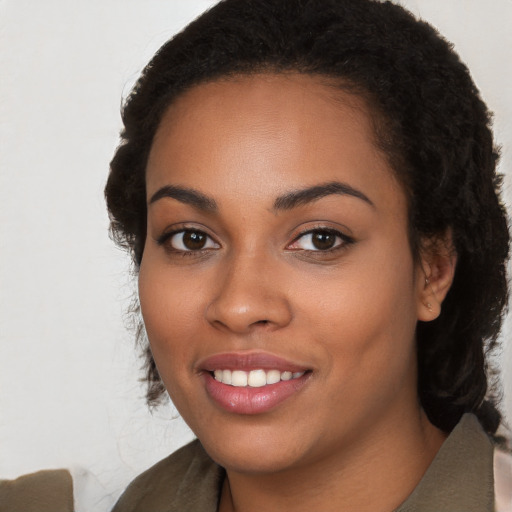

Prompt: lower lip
[204,372,311,415]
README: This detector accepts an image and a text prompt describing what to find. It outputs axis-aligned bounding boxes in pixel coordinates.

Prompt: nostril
[206,290,293,333]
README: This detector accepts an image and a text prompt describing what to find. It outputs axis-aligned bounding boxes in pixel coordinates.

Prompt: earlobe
[417,235,457,322]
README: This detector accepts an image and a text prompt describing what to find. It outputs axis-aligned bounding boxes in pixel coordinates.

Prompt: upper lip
[197,351,310,373]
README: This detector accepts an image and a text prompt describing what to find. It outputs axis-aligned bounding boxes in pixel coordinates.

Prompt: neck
[218,409,446,512]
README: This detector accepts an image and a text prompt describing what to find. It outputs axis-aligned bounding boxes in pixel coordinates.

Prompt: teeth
[231,370,247,387]
[247,369,266,387]
[266,369,281,385]
[212,368,305,387]
[222,369,232,385]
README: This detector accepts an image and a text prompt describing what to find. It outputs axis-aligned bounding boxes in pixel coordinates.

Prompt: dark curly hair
[105,0,509,434]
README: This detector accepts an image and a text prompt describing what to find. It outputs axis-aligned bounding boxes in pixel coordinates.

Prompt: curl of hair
[105,0,509,433]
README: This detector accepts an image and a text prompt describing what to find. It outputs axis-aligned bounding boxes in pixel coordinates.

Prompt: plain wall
[1,1,511,509]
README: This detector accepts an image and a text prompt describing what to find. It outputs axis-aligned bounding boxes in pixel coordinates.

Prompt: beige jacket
[112,413,506,512]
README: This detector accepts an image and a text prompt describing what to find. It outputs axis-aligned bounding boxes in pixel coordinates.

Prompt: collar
[394,413,494,511]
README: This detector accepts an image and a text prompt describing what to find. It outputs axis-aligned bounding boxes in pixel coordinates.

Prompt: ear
[416,231,457,322]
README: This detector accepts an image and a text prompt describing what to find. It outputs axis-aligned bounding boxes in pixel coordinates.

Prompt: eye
[288,229,351,251]
[164,229,219,252]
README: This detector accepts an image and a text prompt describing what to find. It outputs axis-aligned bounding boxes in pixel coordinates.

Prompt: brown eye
[168,230,219,251]
[311,231,337,250]
[287,228,353,252]
[183,231,206,250]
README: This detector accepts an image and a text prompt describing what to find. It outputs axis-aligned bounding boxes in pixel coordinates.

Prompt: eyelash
[287,227,354,254]
[156,226,354,257]
[157,227,219,256]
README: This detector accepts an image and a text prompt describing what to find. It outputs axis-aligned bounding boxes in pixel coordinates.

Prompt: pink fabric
[495,449,512,512]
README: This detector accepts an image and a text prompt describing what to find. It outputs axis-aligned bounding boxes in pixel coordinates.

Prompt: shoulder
[396,413,496,511]
[112,439,223,512]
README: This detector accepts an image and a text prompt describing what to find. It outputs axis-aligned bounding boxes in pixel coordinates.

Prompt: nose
[205,252,293,334]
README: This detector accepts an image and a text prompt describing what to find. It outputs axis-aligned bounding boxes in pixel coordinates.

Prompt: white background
[1,1,511,510]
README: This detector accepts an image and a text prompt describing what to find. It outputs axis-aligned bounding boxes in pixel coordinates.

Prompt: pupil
[312,231,335,250]
[183,231,206,250]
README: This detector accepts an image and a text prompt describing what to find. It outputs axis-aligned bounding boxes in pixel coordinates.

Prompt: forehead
[146,73,403,210]
[151,73,376,152]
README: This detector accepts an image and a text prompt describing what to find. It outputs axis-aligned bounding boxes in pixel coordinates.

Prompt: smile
[213,369,306,387]
[199,352,312,414]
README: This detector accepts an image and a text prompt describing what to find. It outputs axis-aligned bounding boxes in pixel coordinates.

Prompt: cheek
[293,243,416,327]
[291,245,418,383]
[138,255,207,381]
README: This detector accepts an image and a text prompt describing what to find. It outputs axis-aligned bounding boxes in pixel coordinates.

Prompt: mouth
[211,368,306,387]
[199,352,312,415]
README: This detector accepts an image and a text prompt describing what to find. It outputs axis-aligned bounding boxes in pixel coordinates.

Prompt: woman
[106,0,510,510]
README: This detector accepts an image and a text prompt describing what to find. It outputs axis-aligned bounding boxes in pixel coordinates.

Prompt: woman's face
[139,73,430,473]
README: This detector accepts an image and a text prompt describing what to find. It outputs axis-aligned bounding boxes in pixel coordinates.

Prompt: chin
[195,423,309,475]
[209,445,303,475]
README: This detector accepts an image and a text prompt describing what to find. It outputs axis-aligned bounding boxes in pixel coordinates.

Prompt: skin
[139,73,455,512]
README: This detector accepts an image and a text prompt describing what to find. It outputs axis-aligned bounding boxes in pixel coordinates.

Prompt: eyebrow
[273,181,374,211]
[149,185,218,211]
[148,180,374,213]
